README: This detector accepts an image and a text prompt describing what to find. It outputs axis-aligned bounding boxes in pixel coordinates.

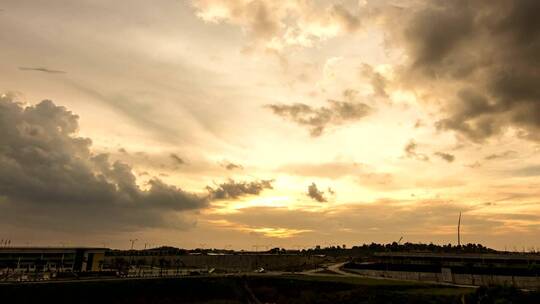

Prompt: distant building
[345,252,540,289]
[372,252,540,272]
[0,247,107,273]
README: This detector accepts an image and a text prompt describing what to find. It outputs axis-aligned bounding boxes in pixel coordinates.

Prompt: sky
[1,0,540,251]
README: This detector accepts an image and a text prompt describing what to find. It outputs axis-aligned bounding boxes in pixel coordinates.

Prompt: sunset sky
[1,0,540,250]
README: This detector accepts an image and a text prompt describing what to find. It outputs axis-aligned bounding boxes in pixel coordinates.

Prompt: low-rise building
[0,247,107,273]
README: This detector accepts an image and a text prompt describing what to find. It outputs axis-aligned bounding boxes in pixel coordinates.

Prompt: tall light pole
[129,239,138,250]
[128,239,138,274]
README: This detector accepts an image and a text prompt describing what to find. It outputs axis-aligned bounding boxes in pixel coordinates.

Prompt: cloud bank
[394,0,540,142]
[0,95,208,232]
[191,0,364,51]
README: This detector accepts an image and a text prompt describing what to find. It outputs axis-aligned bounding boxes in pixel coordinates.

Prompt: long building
[344,252,540,289]
[0,247,107,273]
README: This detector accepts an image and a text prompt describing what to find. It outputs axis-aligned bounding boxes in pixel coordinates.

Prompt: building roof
[374,252,540,261]
[0,247,108,254]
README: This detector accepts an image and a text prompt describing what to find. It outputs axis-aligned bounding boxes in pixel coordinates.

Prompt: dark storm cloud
[18,67,66,74]
[207,179,273,200]
[398,0,540,141]
[403,140,429,161]
[0,95,208,232]
[434,152,455,163]
[170,153,186,165]
[403,2,475,74]
[265,99,371,137]
[435,89,502,142]
[306,183,327,203]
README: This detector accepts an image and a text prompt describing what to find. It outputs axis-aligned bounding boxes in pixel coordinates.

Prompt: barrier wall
[106,254,327,271]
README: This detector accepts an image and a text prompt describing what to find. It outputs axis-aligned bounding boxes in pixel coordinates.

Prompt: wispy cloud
[207,179,273,200]
[485,150,517,161]
[170,153,186,165]
[191,0,364,52]
[206,219,311,238]
[434,151,455,163]
[220,161,243,171]
[19,67,66,74]
[404,140,429,161]
[306,182,328,203]
[266,99,371,137]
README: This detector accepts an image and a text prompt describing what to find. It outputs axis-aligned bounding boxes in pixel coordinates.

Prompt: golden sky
[1,0,540,250]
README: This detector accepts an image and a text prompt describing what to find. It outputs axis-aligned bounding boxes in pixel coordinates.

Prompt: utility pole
[457,212,462,247]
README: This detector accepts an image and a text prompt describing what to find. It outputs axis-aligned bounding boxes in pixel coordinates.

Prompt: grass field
[1,274,538,303]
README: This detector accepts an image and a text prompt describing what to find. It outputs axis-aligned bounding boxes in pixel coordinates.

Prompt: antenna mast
[457,212,461,247]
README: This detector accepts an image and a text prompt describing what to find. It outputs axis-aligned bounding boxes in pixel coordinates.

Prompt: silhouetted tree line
[106,246,236,257]
[303,242,497,257]
[106,242,500,258]
[266,242,500,257]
